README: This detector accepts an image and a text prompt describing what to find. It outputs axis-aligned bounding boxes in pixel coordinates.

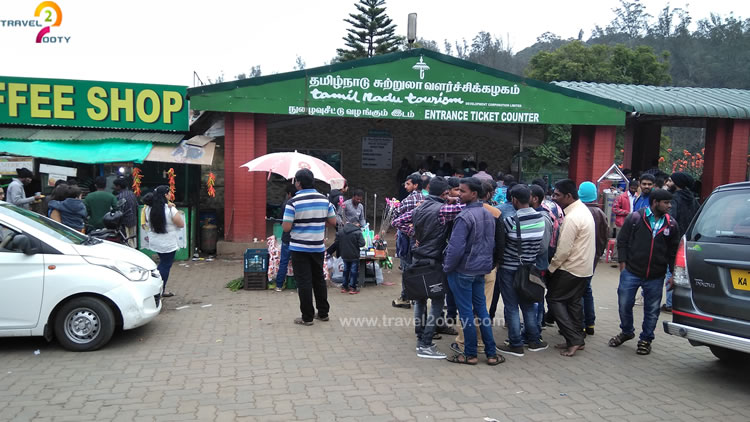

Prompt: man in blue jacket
[443,177,501,366]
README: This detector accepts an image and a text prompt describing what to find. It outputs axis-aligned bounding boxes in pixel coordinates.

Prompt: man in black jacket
[663,172,700,311]
[609,189,680,355]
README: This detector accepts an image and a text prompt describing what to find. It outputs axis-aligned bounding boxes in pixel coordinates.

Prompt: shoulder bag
[512,214,546,303]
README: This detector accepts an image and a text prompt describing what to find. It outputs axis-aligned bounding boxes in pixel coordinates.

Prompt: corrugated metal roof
[0,128,184,144]
[552,82,750,119]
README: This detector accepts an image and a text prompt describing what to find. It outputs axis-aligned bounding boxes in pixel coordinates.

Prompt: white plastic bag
[375,263,384,285]
[331,257,344,283]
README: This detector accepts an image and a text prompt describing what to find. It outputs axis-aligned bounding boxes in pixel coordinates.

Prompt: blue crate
[244,248,269,273]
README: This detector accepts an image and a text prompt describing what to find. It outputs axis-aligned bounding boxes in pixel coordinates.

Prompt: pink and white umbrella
[240,151,346,189]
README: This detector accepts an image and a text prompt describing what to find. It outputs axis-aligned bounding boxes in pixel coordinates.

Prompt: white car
[0,201,163,351]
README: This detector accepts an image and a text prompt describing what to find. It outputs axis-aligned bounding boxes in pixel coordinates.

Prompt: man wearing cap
[7,168,41,209]
[578,182,609,336]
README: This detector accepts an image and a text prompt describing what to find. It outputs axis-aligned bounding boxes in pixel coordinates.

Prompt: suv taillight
[673,236,691,289]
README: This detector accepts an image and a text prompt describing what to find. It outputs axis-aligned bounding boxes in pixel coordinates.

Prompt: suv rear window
[690,190,750,244]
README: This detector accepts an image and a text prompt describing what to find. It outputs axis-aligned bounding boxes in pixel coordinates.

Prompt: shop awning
[0,139,153,163]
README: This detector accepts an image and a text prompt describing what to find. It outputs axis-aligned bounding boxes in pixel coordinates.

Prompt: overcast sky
[1,0,746,87]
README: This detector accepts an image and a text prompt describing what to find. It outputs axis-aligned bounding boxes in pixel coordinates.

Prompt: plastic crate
[243,273,266,290]
[244,248,269,273]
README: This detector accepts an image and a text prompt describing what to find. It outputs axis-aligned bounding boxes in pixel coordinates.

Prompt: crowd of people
[284,161,701,366]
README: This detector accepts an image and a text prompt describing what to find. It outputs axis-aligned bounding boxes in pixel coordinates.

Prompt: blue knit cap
[578,181,598,203]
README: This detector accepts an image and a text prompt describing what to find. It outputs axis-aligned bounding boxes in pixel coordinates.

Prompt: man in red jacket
[613,180,639,234]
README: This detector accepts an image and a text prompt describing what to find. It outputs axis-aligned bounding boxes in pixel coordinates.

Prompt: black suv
[664,181,750,362]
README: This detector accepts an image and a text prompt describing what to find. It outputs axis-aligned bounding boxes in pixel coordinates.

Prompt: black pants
[292,251,329,322]
[546,269,587,347]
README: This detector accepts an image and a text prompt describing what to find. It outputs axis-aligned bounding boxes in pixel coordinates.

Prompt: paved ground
[1,256,750,421]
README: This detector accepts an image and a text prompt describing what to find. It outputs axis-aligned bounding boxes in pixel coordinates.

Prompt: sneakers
[528,340,549,352]
[392,297,411,309]
[436,325,458,335]
[341,287,350,293]
[585,326,595,336]
[349,287,360,295]
[660,305,672,313]
[274,287,282,292]
[496,344,525,357]
[417,345,447,359]
[314,313,329,321]
[416,342,436,352]
[294,317,313,326]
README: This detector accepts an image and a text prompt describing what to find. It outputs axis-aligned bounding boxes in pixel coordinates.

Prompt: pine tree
[336,0,401,62]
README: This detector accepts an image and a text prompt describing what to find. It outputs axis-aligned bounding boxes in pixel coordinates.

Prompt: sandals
[608,332,635,347]
[487,355,505,366]
[636,340,652,355]
[447,353,478,365]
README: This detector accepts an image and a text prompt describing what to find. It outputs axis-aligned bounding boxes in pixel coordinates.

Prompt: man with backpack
[609,189,680,355]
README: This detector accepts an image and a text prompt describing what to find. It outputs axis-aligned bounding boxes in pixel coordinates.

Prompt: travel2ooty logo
[0,1,70,44]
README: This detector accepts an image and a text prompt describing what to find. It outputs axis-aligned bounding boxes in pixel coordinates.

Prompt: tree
[610,0,652,39]
[525,41,670,85]
[294,56,306,70]
[235,65,262,80]
[336,0,401,61]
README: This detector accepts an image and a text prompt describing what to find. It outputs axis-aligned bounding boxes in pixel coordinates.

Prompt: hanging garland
[206,172,216,198]
[131,167,143,196]
[167,168,176,202]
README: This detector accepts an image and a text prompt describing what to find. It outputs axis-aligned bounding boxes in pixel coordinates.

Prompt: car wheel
[709,346,749,364]
[54,297,116,352]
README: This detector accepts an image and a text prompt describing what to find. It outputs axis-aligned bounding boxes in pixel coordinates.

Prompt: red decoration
[131,168,143,196]
[206,172,216,198]
[167,168,176,202]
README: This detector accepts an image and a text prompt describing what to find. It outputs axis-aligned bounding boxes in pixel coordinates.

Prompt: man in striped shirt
[283,169,337,326]
[496,185,548,357]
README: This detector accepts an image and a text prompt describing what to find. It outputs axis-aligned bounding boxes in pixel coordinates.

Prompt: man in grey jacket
[7,168,41,209]
[443,177,501,366]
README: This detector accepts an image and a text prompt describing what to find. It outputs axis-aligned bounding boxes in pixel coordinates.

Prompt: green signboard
[0,76,189,132]
[189,49,627,126]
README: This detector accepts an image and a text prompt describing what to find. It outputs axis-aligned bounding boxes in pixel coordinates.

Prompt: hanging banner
[0,155,33,175]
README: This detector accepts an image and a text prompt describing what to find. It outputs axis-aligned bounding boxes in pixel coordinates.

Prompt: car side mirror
[11,234,38,255]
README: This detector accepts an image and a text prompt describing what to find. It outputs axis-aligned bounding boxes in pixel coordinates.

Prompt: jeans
[664,268,673,308]
[342,259,359,289]
[399,237,414,299]
[157,251,176,290]
[447,271,497,358]
[617,268,663,342]
[444,289,457,324]
[291,251,329,323]
[581,276,596,327]
[275,242,291,288]
[414,296,444,348]
[498,268,541,347]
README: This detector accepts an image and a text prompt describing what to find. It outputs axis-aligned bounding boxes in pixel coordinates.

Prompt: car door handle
[704,259,750,270]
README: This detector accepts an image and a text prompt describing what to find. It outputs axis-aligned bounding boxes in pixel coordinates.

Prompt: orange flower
[659,157,665,162]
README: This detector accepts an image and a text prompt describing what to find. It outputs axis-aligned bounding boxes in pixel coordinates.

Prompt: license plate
[730,269,750,291]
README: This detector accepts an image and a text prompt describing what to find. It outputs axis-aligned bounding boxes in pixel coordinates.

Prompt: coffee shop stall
[0,75,216,260]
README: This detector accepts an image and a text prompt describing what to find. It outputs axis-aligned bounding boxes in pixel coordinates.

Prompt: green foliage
[226,278,244,292]
[525,41,671,85]
[336,0,401,61]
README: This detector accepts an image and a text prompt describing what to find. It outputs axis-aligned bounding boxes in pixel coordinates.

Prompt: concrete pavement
[1,259,750,421]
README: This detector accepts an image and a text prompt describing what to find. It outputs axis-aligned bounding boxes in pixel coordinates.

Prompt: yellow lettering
[0,82,5,104]
[110,88,134,122]
[30,84,52,118]
[53,85,75,119]
[8,83,28,117]
[86,86,108,121]
[135,89,161,123]
[162,91,183,124]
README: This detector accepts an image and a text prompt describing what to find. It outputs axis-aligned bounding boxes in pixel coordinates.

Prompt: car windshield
[690,190,750,243]
[0,202,87,244]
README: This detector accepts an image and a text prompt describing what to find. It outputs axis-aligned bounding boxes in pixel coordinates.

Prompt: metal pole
[518,126,525,182]
[373,193,377,235]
